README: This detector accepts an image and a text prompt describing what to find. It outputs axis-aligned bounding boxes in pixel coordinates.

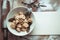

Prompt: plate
[6,6,35,36]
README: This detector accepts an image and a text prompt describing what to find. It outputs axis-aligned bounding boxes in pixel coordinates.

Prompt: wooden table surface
[0,0,3,40]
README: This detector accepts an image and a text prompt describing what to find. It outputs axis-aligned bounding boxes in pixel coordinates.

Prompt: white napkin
[31,12,60,35]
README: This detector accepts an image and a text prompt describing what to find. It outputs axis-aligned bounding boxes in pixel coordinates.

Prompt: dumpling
[13,20,16,23]
[21,28,27,32]
[19,19,24,23]
[15,19,19,24]
[22,23,29,28]
[28,18,32,22]
[15,14,20,20]
[23,19,28,23]
[16,28,21,32]
[19,14,26,19]
[10,22,16,29]
[17,24,22,28]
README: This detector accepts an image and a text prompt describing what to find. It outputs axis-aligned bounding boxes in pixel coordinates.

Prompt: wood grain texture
[0,29,3,40]
[0,0,2,28]
[0,0,3,40]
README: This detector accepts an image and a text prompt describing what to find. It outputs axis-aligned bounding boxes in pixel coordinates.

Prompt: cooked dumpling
[15,14,20,20]
[13,20,16,23]
[19,14,25,19]
[28,18,32,22]
[21,28,27,32]
[19,19,24,23]
[22,23,29,28]
[15,19,19,24]
[16,28,21,32]
[23,19,28,23]
[10,22,16,29]
[17,24,22,28]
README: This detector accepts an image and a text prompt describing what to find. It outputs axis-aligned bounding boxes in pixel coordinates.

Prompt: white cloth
[24,0,32,4]
[36,1,54,12]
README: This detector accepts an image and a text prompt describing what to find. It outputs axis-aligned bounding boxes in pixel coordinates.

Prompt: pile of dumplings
[8,12,32,32]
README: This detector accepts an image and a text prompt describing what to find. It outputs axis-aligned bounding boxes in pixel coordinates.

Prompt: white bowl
[6,7,35,36]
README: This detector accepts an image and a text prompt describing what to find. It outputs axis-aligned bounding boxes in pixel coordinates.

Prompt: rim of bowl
[6,6,35,36]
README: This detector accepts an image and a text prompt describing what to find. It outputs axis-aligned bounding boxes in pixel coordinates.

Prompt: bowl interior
[6,7,35,36]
